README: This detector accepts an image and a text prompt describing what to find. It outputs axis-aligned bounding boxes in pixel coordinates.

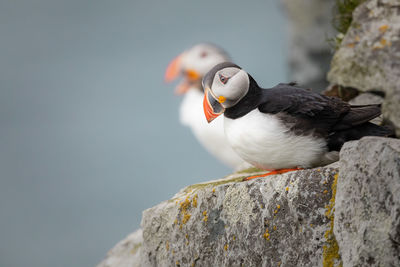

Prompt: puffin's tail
[327,122,395,151]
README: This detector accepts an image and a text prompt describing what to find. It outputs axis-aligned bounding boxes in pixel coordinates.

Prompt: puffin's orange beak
[203,87,225,123]
[173,69,201,95]
[185,69,200,81]
[164,54,182,82]
[165,54,202,95]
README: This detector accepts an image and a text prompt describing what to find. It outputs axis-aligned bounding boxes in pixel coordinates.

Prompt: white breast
[224,109,329,170]
[179,88,249,170]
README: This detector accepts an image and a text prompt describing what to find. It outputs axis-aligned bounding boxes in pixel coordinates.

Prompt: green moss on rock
[333,0,366,34]
[331,0,366,48]
[234,167,264,174]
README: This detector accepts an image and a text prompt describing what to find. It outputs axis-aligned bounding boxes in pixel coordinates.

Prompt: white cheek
[210,70,226,95]
[224,70,249,105]
[212,82,225,98]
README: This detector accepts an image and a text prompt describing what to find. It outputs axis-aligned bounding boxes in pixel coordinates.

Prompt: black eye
[200,51,208,58]
[219,74,228,84]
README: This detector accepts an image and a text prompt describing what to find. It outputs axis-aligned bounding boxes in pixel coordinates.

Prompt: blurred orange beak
[203,87,225,123]
[165,54,182,83]
[185,69,200,81]
[173,69,201,95]
[165,54,201,95]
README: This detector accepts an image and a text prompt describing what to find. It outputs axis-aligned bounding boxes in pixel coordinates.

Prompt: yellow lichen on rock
[224,244,229,251]
[180,197,191,211]
[192,194,198,208]
[379,24,388,33]
[323,173,342,267]
[177,194,200,226]
[202,210,208,222]
[263,228,270,241]
[274,205,280,214]
[182,213,191,224]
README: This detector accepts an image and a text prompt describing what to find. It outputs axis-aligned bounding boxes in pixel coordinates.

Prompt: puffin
[202,62,394,180]
[165,44,250,170]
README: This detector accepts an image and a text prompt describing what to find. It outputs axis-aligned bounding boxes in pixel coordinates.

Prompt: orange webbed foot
[243,167,303,181]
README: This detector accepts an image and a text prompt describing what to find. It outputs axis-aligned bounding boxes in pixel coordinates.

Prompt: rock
[280,0,335,90]
[140,167,341,266]
[322,84,359,101]
[97,229,143,267]
[348,92,384,106]
[327,0,400,93]
[383,86,400,136]
[327,0,400,135]
[334,137,400,267]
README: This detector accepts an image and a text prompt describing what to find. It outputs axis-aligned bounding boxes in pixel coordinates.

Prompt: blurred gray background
[0,1,287,266]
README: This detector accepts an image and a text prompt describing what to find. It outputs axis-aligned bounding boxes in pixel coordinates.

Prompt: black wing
[258,84,381,135]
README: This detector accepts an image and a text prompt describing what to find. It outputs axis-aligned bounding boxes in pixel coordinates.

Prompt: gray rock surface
[384,84,400,137]
[327,0,400,135]
[335,137,400,267]
[140,167,341,266]
[97,229,143,267]
[348,92,383,106]
[327,0,400,93]
[280,0,335,90]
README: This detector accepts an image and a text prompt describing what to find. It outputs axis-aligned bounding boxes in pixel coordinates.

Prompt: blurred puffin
[202,62,394,180]
[165,44,249,170]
